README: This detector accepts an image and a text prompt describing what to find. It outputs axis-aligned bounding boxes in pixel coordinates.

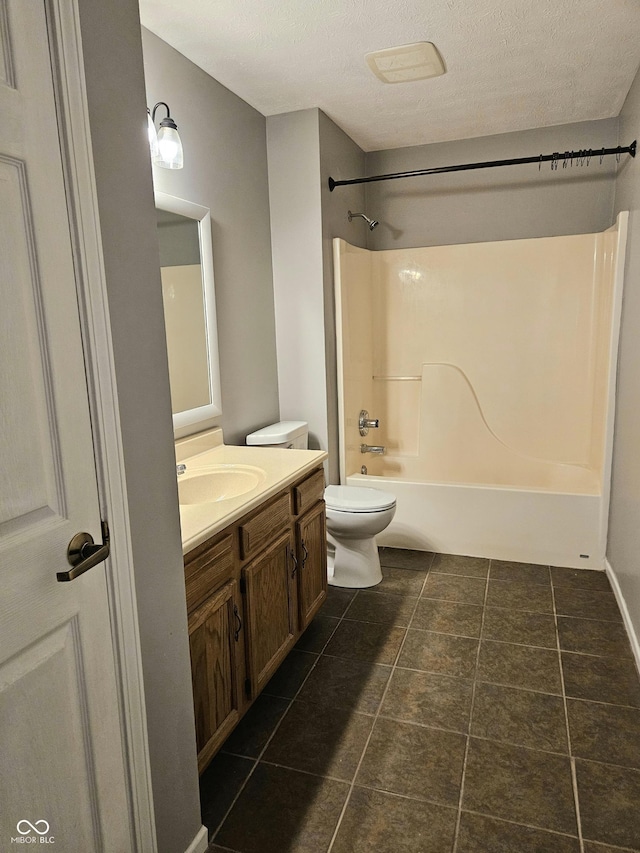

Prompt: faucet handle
[359,409,380,436]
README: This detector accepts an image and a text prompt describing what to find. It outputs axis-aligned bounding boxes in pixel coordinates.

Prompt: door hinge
[240,576,246,594]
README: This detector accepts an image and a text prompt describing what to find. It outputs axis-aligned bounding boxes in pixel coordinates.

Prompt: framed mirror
[155,191,222,437]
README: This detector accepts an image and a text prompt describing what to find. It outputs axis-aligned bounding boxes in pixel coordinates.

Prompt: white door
[0,1,133,849]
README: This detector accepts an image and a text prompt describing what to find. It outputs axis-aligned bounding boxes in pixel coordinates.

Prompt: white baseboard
[184,825,209,853]
[605,558,640,674]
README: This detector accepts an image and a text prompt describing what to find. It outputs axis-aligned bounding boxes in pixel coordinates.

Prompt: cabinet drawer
[185,535,234,614]
[293,468,325,516]
[238,492,291,560]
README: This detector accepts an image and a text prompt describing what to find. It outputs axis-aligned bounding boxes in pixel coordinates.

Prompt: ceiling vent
[365,41,445,84]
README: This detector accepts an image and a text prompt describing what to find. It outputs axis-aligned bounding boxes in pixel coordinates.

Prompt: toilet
[245,421,397,589]
[324,485,396,588]
[245,420,310,449]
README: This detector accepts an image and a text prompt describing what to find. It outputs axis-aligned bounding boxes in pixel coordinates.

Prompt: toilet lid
[324,485,396,513]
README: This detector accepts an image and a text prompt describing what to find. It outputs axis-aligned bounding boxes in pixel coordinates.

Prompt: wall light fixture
[147,102,184,170]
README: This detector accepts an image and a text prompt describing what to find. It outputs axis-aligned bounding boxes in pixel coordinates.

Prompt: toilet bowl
[324,485,397,588]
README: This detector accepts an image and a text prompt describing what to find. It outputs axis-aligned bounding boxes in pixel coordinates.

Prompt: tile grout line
[325,551,437,853]
[451,560,491,853]
[343,613,625,648]
[453,805,589,841]
[209,589,351,844]
[224,739,640,777]
[551,578,585,853]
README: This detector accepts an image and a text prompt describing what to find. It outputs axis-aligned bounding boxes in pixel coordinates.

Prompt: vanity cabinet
[184,465,326,773]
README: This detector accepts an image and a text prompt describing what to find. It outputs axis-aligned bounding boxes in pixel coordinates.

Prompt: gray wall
[266,109,365,482]
[267,110,327,453]
[143,29,279,445]
[365,119,619,250]
[610,67,640,641]
[77,3,201,852]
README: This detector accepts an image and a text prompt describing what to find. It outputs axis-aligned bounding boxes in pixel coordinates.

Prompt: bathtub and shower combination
[333,215,627,570]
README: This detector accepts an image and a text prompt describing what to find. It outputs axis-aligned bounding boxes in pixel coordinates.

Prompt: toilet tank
[246,421,309,449]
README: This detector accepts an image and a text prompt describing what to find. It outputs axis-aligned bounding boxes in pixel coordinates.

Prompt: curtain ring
[600,147,605,165]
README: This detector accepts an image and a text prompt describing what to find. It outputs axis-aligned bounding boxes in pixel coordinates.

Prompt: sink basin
[178,465,266,505]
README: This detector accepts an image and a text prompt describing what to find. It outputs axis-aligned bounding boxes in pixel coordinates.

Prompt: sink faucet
[360,444,385,454]
[176,463,187,476]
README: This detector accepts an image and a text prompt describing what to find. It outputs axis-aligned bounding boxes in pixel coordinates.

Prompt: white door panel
[0,157,63,538]
[0,622,99,849]
[0,1,133,849]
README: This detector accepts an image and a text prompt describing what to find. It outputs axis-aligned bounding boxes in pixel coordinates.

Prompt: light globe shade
[147,111,159,160]
[155,125,184,170]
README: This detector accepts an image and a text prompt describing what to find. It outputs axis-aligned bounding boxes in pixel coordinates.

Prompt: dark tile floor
[202,549,640,853]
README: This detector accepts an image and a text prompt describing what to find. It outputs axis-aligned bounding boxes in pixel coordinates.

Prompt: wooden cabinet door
[189,579,243,772]
[243,532,296,697]
[296,501,328,631]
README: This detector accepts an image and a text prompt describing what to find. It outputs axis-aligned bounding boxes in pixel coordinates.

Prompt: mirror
[155,192,222,438]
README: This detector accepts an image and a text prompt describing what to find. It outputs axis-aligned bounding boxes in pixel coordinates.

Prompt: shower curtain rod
[327,140,637,191]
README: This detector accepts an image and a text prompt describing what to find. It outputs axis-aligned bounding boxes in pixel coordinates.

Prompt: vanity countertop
[177,440,327,555]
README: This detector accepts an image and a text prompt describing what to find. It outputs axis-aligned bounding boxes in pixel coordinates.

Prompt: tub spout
[361,444,385,454]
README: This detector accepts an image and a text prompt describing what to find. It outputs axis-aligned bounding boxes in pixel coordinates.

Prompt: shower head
[348,210,379,231]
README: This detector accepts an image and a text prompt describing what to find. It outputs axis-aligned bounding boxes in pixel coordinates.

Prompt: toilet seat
[324,485,396,513]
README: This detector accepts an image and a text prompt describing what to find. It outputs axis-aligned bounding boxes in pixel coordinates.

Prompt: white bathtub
[347,471,605,570]
[335,217,629,572]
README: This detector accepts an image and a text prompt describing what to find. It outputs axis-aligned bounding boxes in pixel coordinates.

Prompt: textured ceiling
[138,0,640,152]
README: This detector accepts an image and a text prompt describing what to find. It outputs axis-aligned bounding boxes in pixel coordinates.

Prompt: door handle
[289,545,298,578]
[301,541,309,569]
[58,521,110,582]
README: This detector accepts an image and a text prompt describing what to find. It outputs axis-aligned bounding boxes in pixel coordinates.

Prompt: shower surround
[334,214,627,569]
